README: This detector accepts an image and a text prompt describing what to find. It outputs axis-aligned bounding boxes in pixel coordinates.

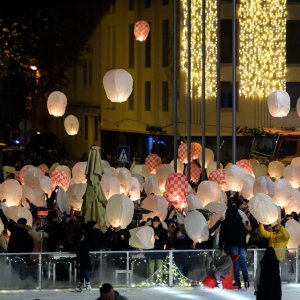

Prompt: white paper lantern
[170,159,184,174]
[134,20,150,42]
[285,189,300,214]
[67,183,87,211]
[283,164,300,188]
[56,187,70,214]
[197,180,222,207]
[225,165,248,192]
[185,194,203,212]
[0,219,3,234]
[132,164,150,179]
[248,193,279,225]
[64,115,80,135]
[285,219,300,249]
[129,226,154,249]
[31,186,47,207]
[39,175,54,197]
[207,161,223,178]
[268,161,285,180]
[128,176,140,201]
[272,178,295,208]
[156,164,175,194]
[1,179,22,207]
[24,167,44,187]
[106,194,134,229]
[72,162,87,184]
[100,174,120,199]
[143,175,160,196]
[291,157,300,167]
[199,148,214,168]
[184,210,209,243]
[141,194,169,221]
[6,206,33,227]
[249,159,260,170]
[253,176,275,197]
[267,90,290,117]
[241,175,255,200]
[21,185,37,206]
[116,167,132,195]
[254,164,268,178]
[47,91,67,117]
[132,173,144,192]
[297,98,300,116]
[103,69,133,103]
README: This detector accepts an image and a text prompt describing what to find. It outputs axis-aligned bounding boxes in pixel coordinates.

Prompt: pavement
[0,283,299,300]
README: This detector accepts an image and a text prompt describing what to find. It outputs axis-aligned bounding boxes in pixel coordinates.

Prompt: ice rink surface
[0,283,299,300]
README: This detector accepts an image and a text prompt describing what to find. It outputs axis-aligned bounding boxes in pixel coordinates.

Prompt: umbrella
[81,145,107,230]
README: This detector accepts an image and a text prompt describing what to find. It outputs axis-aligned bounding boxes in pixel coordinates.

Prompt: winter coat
[96,291,128,300]
[76,239,91,271]
[258,223,290,261]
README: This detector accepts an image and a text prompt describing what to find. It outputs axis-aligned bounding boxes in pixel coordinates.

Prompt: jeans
[79,269,90,283]
[229,246,248,283]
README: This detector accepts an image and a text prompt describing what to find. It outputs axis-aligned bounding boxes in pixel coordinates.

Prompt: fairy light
[239,0,287,99]
[180,0,218,99]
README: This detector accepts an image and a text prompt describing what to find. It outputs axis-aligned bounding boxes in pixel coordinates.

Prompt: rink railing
[0,248,299,290]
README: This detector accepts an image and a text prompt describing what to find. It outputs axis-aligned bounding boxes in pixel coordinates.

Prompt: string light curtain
[239,0,287,99]
[180,0,218,99]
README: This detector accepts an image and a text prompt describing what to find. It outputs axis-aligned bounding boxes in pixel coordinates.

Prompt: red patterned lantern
[184,163,201,183]
[50,169,71,191]
[134,20,150,42]
[38,164,49,174]
[145,154,162,174]
[208,169,228,191]
[178,143,198,164]
[163,173,188,209]
[236,159,254,175]
[191,142,202,159]
[19,165,34,185]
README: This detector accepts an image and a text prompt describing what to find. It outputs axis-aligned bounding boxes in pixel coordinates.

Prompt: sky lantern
[241,175,255,200]
[38,164,49,174]
[106,194,134,229]
[184,210,209,243]
[5,206,33,227]
[66,183,87,211]
[64,115,80,135]
[268,161,284,180]
[143,175,160,196]
[283,164,300,188]
[47,91,67,117]
[178,143,198,164]
[129,226,154,249]
[128,176,140,201]
[170,159,184,174]
[297,98,300,116]
[225,165,248,192]
[185,194,203,212]
[197,180,222,207]
[199,148,214,168]
[100,174,120,199]
[141,194,169,221]
[267,90,290,117]
[103,69,133,103]
[184,163,201,183]
[253,176,275,197]
[254,164,268,177]
[1,179,22,207]
[236,159,254,175]
[291,157,300,167]
[50,169,70,191]
[249,193,279,225]
[134,20,150,41]
[72,162,87,184]
[132,164,150,179]
[145,154,162,174]
[272,178,294,208]
[208,169,228,191]
[206,161,223,178]
[156,164,174,193]
[285,219,300,249]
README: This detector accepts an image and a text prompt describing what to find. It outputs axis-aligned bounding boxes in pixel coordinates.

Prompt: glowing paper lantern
[132,173,144,192]
[285,219,300,249]
[184,210,209,243]
[185,194,203,211]
[39,175,54,197]
[206,161,223,178]
[236,159,253,175]
[285,189,300,214]
[297,98,300,116]
[283,164,300,188]
[1,179,22,207]
[50,169,70,191]
[38,164,49,174]
[21,185,36,206]
[141,194,169,221]
[72,162,87,184]
[241,175,255,200]
[272,178,295,208]
[184,163,201,183]
[178,143,194,164]
[197,180,222,207]
[291,157,300,167]
[116,167,132,195]
[100,174,120,199]
[24,167,44,187]
[103,69,133,103]
[49,162,59,174]
[267,90,290,117]
[249,159,260,170]
[64,115,79,135]
[47,91,67,117]
[248,193,278,225]
[128,176,140,201]
[6,206,33,227]
[199,148,214,168]
[225,165,248,192]
[145,154,162,174]
[106,194,134,229]
[67,183,87,211]
[55,165,71,178]
[170,159,184,174]
[268,161,285,180]
[129,226,154,249]
[132,164,150,179]
[31,186,47,207]
[0,219,3,234]
[208,169,228,191]
[191,142,202,159]
[254,164,268,178]
[204,201,227,228]
[56,187,70,214]
[134,20,150,41]
[253,176,275,197]
[156,164,175,193]
[143,175,160,196]
[19,165,34,185]
[163,173,189,209]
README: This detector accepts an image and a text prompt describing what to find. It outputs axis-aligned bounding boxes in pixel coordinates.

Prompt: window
[278,140,298,158]
[128,89,134,110]
[286,82,300,109]
[145,81,151,111]
[162,20,169,67]
[162,81,169,112]
[129,24,135,68]
[220,81,238,109]
[220,20,232,63]
[145,23,151,67]
[84,115,88,140]
[128,0,134,10]
[145,0,151,8]
[287,20,300,64]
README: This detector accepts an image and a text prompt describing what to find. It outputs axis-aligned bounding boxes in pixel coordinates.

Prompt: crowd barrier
[0,248,298,290]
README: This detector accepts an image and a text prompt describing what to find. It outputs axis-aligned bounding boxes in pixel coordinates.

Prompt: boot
[233,281,241,289]
[85,282,92,292]
[75,282,84,292]
[244,277,250,288]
